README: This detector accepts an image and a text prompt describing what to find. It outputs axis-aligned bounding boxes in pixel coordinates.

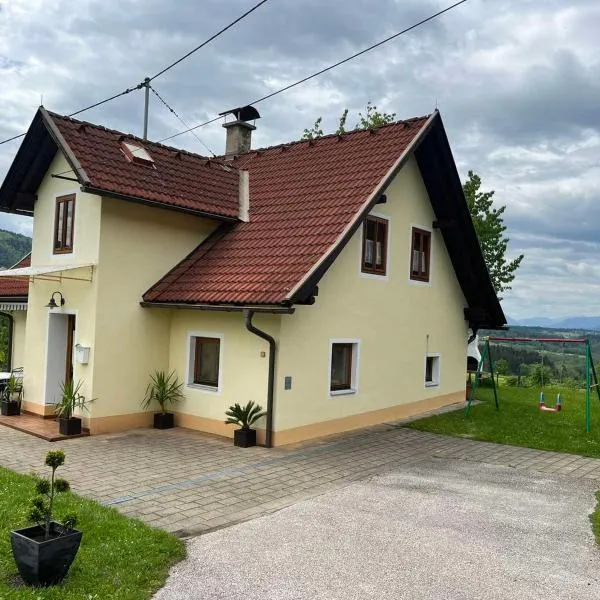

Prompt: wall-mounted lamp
[45,291,65,309]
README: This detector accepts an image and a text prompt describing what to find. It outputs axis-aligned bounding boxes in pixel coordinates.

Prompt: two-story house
[0,106,504,446]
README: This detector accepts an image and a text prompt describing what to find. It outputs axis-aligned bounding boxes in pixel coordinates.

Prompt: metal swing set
[465,336,600,432]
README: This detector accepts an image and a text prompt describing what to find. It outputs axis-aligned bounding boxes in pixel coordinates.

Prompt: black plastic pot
[59,417,81,436]
[154,412,174,429]
[1,400,20,416]
[11,522,82,587]
[234,428,256,448]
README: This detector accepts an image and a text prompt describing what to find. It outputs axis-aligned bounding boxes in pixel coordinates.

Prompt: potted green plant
[142,370,184,429]
[225,401,267,447]
[1,375,21,416]
[54,380,93,436]
[11,450,81,587]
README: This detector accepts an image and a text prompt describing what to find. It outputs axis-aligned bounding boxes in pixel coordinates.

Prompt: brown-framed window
[193,337,220,387]
[54,194,75,254]
[330,343,354,391]
[361,216,388,275]
[410,227,431,282]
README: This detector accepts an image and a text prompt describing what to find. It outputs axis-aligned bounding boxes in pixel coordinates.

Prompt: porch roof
[0,263,95,282]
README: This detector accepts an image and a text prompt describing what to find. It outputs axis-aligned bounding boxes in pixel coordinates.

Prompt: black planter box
[1,400,20,416]
[234,428,257,448]
[59,417,81,436]
[11,522,82,587]
[154,412,174,429]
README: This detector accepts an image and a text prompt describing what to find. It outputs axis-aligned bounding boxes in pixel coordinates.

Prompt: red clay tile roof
[0,253,30,298]
[143,116,430,305]
[48,112,240,219]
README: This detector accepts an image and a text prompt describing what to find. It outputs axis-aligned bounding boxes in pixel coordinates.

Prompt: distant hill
[0,229,32,269]
[508,316,600,330]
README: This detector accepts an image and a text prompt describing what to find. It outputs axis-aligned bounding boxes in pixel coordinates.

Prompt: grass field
[0,467,185,598]
[407,383,600,458]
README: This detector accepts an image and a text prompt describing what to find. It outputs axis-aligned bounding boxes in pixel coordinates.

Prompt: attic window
[121,141,154,166]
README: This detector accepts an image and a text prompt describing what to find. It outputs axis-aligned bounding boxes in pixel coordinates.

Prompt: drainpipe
[0,312,13,371]
[244,309,275,448]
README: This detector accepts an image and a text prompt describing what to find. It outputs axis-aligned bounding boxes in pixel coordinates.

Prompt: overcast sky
[0,0,598,320]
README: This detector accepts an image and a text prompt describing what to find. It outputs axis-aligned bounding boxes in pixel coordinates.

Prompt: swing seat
[539,392,562,413]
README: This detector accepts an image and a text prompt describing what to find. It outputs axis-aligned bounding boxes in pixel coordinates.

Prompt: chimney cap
[219,105,261,122]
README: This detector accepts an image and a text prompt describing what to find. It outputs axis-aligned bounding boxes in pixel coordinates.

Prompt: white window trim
[328,338,361,398]
[407,222,433,287]
[424,353,441,388]
[359,211,391,281]
[186,331,224,395]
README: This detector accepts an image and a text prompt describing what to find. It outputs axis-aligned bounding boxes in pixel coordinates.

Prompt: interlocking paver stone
[1,419,600,535]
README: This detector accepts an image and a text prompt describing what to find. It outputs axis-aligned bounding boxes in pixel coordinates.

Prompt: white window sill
[187,383,220,394]
[360,271,389,281]
[329,389,357,397]
[425,382,440,388]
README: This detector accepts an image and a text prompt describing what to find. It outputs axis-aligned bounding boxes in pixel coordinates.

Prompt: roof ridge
[225,114,432,159]
[45,110,216,161]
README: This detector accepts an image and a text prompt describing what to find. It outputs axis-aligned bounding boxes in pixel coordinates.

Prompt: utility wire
[149,0,269,82]
[158,0,467,143]
[0,0,270,146]
[0,82,145,146]
[149,85,216,156]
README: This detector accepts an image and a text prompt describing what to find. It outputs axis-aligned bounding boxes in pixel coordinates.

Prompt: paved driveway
[1,418,600,534]
[155,460,600,600]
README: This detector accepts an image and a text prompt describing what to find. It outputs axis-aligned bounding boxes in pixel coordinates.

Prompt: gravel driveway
[154,459,600,600]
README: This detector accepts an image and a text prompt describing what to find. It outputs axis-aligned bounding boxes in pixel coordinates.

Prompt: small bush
[505,376,519,387]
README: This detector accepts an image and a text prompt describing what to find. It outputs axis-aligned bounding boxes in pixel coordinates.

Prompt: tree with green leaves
[494,358,509,385]
[463,171,524,296]
[301,102,396,140]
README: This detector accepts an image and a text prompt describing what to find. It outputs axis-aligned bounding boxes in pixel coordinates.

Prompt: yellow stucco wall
[168,310,279,439]
[90,198,217,420]
[272,156,468,438]
[23,150,101,410]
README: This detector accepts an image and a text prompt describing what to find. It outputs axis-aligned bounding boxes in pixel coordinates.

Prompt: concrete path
[1,418,600,534]
[154,460,600,600]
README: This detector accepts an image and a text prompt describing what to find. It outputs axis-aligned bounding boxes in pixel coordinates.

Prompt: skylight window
[121,141,154,166]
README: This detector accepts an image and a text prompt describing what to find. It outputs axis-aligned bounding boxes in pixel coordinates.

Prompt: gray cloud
[0,0,599,320]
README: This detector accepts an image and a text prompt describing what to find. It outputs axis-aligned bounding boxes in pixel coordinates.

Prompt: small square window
[329,341,359,394]
[425,355,440,387]
[190,336,221,388]
[410,227,431,282]
[362,216,388,275]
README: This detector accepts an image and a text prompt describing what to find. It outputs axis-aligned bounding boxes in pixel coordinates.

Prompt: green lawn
[407,384,600,458]
[591,492,600,545]
[0,467,185,598]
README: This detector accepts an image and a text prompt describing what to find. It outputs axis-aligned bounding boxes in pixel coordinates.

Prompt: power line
[149,0,269,82]
[0,0,270,146]
[158,0,468,144]
[0,82,145,147]
[149,85,216,156]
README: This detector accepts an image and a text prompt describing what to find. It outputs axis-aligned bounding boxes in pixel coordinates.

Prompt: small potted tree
[225,401,266,447]
[54,380,93,436]
[11,450,81,587]
[1,375,21,416]
[142,370,184,429]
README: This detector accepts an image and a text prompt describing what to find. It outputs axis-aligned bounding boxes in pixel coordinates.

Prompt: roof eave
[81,186,240,222]
[140,301,294,314]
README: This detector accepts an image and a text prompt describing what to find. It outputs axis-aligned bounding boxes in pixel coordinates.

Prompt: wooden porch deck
[0,413,89,441]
